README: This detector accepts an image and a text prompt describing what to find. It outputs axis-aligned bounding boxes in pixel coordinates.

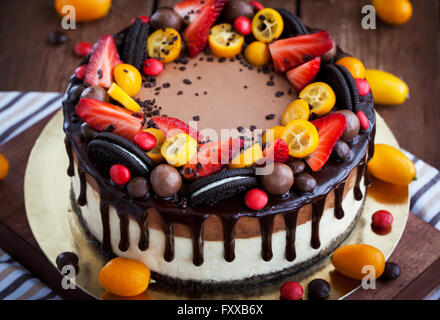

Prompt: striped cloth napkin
[0,91,439,300]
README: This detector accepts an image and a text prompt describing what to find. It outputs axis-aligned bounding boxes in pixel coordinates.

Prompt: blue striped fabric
[0,92,439,299]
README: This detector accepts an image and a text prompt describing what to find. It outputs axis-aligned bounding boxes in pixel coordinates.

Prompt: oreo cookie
[276,8,308,38]
[188,168,258,206]
[318,64,353,111]
[122,18,150,70]
[87,132,155,177]
[335,64,360,112]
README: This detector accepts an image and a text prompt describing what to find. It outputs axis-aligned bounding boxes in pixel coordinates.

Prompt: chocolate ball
[223,0,254,22]
[259,163,294,195]
[80,123,97,141]
[48,30,67,46]
[294,173,317,193]
[127,177,150,199]
[381,262,401,280]
[150,7,183,31]
[80,86,110,103]
[67,84,85,104]
[332,140,351,161]
[322,39,337,62]
[336,110,360,141]
[150,164,182,198]
[286,159,306,175]
[308,279,330,300]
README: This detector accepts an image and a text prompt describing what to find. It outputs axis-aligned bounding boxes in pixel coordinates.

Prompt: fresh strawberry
[286,57,321,91]
[177,0,227,57]
[75,98,143,141]
[263,138,289,163]
[269,31,333,73]
[182,138,242,180]
[152,116,204,143]
[306,113,346,172]
[84,35,121,88]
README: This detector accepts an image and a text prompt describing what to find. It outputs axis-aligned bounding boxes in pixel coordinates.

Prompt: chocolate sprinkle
[266,114,275,120]
[275,91,284,97]
[183,79,192,85]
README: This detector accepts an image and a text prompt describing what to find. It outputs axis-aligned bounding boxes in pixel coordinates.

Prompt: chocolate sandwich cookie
[318,64,353,111]
[87,132,155,177]
[335,64,360,112]
[276,8,308,38]
[188,168,258,206]
[122,18,150,70]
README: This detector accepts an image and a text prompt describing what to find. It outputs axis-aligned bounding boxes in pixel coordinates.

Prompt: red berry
[143,58,164,76]
[280,281,304,300]
[131,16,150,24]
[355,78,371,96]
[249,1,264,11]
[110,164,131,186]
[74,41,93,57]
[74,65,87,80]
[356,110,369,130]
[245,188,268,210]
[372,210,393,229]
[234,16,252,35]
[134,131,157,151]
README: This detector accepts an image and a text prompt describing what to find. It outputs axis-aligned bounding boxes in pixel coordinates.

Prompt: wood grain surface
[0,0,439,300]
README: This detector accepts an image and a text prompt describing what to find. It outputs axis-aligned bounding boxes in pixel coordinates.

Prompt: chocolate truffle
[259,163,294,195]
[150,7,183,31]
[332,140,351,161]
[80,86,110,103]
[150,164,182,198]
[67,84,85,104]
[223,0,254,22]
[127,177,150,199]
[80,123,97,142]
[286,159,306,175]
[336,110,360,141]
[294,173,317,193]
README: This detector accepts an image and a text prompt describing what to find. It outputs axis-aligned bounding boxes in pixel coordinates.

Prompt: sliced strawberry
[182,0,227,57]
[182,138,242,180]
[152,116,203,143]
[76,98,143,141]
[306,113,346,172]
[84,35,121,88]
[174,0,208,23]
[269,31,333,73]
[286,57,321,91]
[263,138,289,163]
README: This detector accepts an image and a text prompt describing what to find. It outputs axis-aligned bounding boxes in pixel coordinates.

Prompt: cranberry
[372,210,393,229]
[143,58,164,77]
[74,65,87,80]
[234,16,252,35]
[280,281,303,300]
[134,131,157,151]
[131,16,150,24]
[356,110,369,130]
[74,42,93,57]
[249,1,264,11]
[110,164,131,186]
[244,188,268,210]
[355,78,371,96]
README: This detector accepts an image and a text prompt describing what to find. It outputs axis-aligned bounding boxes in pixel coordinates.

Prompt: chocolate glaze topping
[63,43,376,268]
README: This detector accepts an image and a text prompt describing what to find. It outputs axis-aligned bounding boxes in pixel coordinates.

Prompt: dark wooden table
[0,0,439,300]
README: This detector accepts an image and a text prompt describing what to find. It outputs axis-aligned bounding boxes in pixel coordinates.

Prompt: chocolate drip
[283,210,299,261]
[118,213,130,252]
[191,218,205,266]
[138,212,149,251]
[100,202,111,253]
[259,215,275,261]
[334,182,346,219]
[364,169,372,188]
[161,216,175,262]
[77,166,87,206]
[222,218,238,262]
[311,198,326,249]
[65,136,74,177]
[354,162,366,201]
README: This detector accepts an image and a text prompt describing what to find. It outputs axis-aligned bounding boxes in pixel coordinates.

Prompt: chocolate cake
[62,0,376,294]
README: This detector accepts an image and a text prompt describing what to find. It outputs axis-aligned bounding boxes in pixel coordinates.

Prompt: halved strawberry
[152,116,204,143]
[179,0,227,57]
[182,138,242,180]
[269,31,333,73]
[84,35,121,88]
[306,113,346,172]
[286,57,321,91]
[76,98,143,141]
[263,138,289,163]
